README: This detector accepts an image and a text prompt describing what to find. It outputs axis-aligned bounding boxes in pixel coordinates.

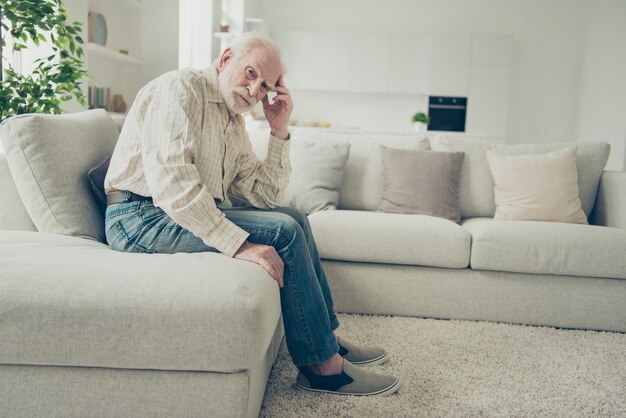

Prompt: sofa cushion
[487,146,587,224]
[0,110,119,242]
[295,131,431,211]
[87,154,112,216]
[0,154,36,232]
[0,231,282,373]
[250,129,431,211]
[463,218,626,279]
[379,146,465,222]
[430,136,610,219]
[309,210,471,268]
[280,140,351,214]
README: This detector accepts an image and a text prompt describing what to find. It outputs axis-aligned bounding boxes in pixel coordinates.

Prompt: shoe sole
[297,378,400,397]
[348,351,389,367]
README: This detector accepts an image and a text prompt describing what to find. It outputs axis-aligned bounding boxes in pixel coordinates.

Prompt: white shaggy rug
[260,314,626,417]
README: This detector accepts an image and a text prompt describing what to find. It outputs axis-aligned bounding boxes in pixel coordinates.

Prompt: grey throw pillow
[379,146,465,222]
[0,109,119,242]
[280,140,351,214]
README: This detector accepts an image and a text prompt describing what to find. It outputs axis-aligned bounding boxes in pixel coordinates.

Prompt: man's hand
[234,241,284,288]
[262,75,293,140]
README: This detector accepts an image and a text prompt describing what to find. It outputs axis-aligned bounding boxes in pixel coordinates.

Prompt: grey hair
[215,32,287,75]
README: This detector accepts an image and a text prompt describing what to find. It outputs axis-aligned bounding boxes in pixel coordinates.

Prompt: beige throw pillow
[0,109,119,242]
[486,146,588,224]
[379,146,465,222]
[279,140,351,214]
[430,136,610,219]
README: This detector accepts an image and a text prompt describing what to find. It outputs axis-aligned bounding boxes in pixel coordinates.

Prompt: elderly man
[103,33,399,396]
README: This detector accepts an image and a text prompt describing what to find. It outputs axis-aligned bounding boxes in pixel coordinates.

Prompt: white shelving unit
[86,0,144,111]
[109,0,143,11]
[214,32,236,54]
[85,42,143,66]
[212,0,265,57]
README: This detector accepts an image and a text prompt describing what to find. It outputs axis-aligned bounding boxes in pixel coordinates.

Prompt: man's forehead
[246,49,282,86]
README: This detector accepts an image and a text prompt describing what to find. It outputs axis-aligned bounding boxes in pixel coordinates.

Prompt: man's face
[218,47,282,114]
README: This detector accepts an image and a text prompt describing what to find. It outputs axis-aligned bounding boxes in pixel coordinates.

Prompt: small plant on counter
[411,112,430,125]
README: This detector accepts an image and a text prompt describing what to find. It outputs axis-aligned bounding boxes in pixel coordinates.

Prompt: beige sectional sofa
[0,111,282,418]
[1,110,625,417]
[275,129,626,333]
[314,214,626,330]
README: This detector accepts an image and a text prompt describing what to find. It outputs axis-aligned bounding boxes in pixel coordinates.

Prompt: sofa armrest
[590,170,626,229]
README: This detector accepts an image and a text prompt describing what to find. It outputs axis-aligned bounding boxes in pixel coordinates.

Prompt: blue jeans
[105,191,340,366]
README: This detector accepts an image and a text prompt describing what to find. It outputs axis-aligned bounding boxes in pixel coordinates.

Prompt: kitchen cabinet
[388,33,433,94]
[350,33,391,92]
[432,33,472,64]
[466,64,511,138]
[465,34,513,138]
[312,32,352,91]
[273,31,314,90]
[471,34,513,65]
[272,30,511,98]
[430,64,471,96]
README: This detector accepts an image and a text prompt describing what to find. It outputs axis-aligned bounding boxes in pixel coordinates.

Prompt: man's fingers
[260,247,284,287]
[233,241,284,288]
[260,259,280,283]
[265,249,283,286]
[269,250,284,288]
[277,269,284,287]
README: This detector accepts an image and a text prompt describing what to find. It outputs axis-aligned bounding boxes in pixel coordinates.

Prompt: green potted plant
[411,111,430,133]
[0,0,87,122]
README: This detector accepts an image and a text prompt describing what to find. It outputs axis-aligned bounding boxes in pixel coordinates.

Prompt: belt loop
[122,190,132,203]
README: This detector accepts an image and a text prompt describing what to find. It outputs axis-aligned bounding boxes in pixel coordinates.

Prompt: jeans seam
[136,211,179,230]
[244,225,328,366]
[282,235,322,364]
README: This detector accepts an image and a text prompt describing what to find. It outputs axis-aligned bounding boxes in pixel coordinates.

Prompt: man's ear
[217,48,233,72]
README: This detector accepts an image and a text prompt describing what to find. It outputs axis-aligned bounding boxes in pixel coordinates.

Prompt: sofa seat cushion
[0,231,281,373]
[308,210,471,268]
[463,218,626,279]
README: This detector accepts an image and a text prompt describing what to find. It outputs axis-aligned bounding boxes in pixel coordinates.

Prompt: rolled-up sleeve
[141,76,248,257]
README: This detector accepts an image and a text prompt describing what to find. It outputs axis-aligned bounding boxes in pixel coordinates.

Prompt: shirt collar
[203,66,222,104]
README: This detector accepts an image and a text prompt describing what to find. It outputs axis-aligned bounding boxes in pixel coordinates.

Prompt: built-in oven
[428,96,467,132]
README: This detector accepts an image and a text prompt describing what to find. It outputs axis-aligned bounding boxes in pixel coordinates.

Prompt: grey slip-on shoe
[337,335,389,366]
[296,359,400,396]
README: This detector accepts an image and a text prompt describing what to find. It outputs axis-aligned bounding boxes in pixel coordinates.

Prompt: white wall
[259,0,588,143]
[143,0,179,84]
[178,0,220,69]
[576,0,626,171]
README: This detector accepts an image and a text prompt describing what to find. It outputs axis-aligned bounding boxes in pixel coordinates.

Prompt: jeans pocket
[106,213,156,254]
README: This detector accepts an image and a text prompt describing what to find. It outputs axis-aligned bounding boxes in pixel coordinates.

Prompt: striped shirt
[104,66,291,257]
